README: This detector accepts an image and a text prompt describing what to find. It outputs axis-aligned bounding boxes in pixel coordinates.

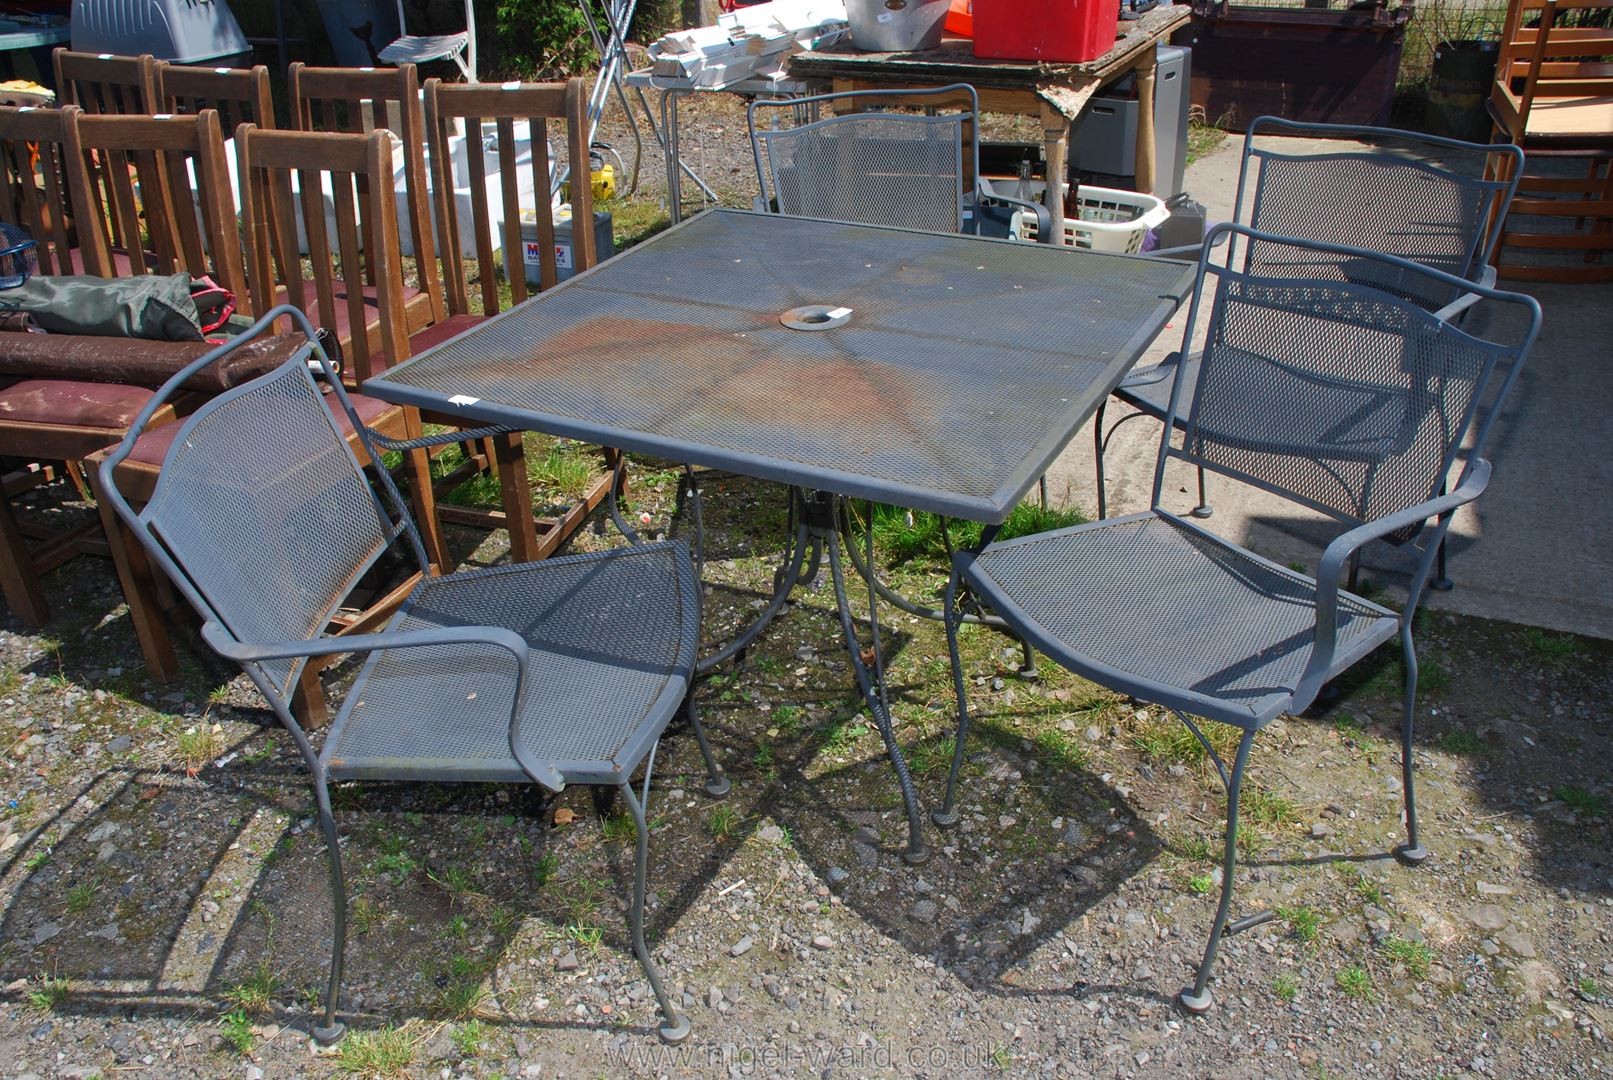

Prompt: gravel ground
[0,89,1609,1080]
[0,459,1609,1080]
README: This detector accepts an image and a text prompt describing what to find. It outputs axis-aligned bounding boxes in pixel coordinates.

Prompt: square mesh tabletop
[367,209,1193,524]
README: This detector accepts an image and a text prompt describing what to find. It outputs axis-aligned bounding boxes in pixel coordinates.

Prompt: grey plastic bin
[71,0,251,66]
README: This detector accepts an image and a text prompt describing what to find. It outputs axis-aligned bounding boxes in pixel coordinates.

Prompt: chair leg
[1181,729,1254,1014]
[0,493,48,627]
[311,772,349,1044]
[933,570,972,829]
[1430,534,1453,593]
[685,695,730,798]
[1191,464,1213,519]
[619,782,690,1044]
[1093,400,1109,520]
[1396,624,1428,864]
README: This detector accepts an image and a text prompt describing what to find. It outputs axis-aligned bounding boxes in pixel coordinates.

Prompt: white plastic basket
[1001,183,1170,254]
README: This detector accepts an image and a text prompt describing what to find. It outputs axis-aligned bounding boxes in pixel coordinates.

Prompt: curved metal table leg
[696,520,810,675]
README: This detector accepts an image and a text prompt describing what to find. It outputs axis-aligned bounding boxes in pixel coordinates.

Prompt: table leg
[695,518,810,675]
[824,520,927,864]
[663,88,684,224]
[1041,103,1071,242]
[1135,47,1158,196]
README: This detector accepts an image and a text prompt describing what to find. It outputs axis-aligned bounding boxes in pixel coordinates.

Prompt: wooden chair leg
[0,493,49,627]
[496,431,540,563]
[291,662,330,730]
[400,408,451,572]
[87,466,180,682]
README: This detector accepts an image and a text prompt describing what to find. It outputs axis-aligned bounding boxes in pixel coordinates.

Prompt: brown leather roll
[0,331,308,394]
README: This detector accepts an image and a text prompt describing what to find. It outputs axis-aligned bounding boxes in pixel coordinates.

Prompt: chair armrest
[1144,228,1230,262]
[365,423,520,453]
[1116,351,1182,390]
[979,186,1054,244]
[1292,459,1492,709]
[200,619,561,791]
[1431,266,1497,324]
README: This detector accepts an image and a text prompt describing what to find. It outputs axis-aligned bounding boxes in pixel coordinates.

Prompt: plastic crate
[1016,185,1170,253]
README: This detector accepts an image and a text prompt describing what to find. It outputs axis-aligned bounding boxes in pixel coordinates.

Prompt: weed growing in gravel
[26,974,69,1010]
[372,850,419,885]
[1579,976,1601,998]
[1349,870,1386,906]
[64,880,98,914]
[175,723,223,772]
[708,805,741,840]
[337,1023,419,1077]
[600,811,635,844]
[222,962,278,1015]
[1276,905,1322,943]
[219,1007,256,1055]
[1244,789,1298,829]
[1186,873,1214,895]
[1553,785,1606,817]
[773,705,804,735]
[22,847,49,871]
[987,1043,1014,1071]
[1436,729,1487,756]
[533,852,559,887]
[451,1018,486,1058]
[1521,627,1579,662]
[567,922,604,951]
[351,897,379,934]
[1336,965,1374,1001]
[820,715,869,753]
[428,954,490,1019]
[1169,833,1215,862]
[868,502,1084,564]
[752,741,775,769]
[1033,728,1089,771]
[906,735,956,777]
[1380,936,1433,978]
[1273,973,1299,1001]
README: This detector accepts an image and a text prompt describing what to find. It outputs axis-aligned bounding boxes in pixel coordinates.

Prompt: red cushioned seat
[0,378,156,430]
[125,389,397,468]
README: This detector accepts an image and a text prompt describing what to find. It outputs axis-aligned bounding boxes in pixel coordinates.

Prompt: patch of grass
[566,922,604,951]
[23,848,50,872]
[1273,972,1300,1002]
[1186,873,1215,895]
[600,811,635,844]
[533,852,559,887]
[1335,964,1374,1001]
[752,741,775,769]
[1243,789,1298,829]
[219,1007,256,1055]
[336,1023,419,1077]
[773,705,804,735]
[1350,870,1386,907]
[428,954,490,1020]
[1437,729,1489,756]
[65,881,98,915]
[906,735,956,778]
[867,501,1085,565]
[351,897,380,935]
[1579,976,1601,998]
[26,974,70,1010]
[222,963,278,1015]
[372,851,420,885]
[1520,627,1579,663]
[1033,727,1089,771]
[451,1018,486,1058]
[1185,105,1229,166]
[820,716,869,753]
[1553,785,1607,817]
[708,805,742,841]
[1126,713,1240,767]
[175,723,223,771]
[1380,935,1433,979]
[988,1044,1014,1071]
[1169,833,1215,862]
[602,196,672,254]
[1276,904,1321,944]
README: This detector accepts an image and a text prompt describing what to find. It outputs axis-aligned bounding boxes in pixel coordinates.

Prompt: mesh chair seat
[965,513,1398,729]
[324,541,699,788]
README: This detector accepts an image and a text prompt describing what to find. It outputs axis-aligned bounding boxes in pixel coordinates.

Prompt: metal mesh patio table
[367,208,1193,857]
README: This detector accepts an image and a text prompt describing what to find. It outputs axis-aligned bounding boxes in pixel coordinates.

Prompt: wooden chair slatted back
[238,126,408,384]
[423,78,595,317]
[61,109,247,302]
[52,49,159,114]
[157,63,275,133]
[0,107,76,275]
[288,62,445,324]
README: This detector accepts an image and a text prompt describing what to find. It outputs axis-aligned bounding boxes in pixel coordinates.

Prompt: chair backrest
[1159,225,1541,531]
[61,108,246,299]
[101,312,420,702]
[1230,117,1524,312]
[423,76,593,316]
[749,83,979,234]
[156,62,276,134]
[237,126,410,384]
[0,106,76,275]
[52,49,159,114]
[288,62,446,325]
[1494,0,1613,132]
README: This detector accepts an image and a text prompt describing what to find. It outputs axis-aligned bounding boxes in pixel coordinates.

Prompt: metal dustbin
[519,208,613,288]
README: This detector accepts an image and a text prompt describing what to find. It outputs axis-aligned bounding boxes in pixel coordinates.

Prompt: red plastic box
[971,0,1122,64]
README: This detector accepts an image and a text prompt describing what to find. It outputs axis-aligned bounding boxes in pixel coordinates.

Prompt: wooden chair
[288,62,446,336]
[61,108,249,301]
[155,62,276,134]
[1488,0,1613,281]
[420,75,617,561]
[90,128,449,720]
[51,49,159,114]
[0,106,76,275]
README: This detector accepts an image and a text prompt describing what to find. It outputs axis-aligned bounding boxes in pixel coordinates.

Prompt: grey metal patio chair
[936,225,1541,1013]
[97,306,727,1046]
[748,83,1051,242]
[1096,118,1526,558]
